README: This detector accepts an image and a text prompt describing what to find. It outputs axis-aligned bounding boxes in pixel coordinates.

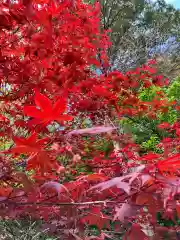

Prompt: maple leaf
[89,177,130,194]
[77,173,109,184]
[81,207,110,230]
[89,172,140,195]
[0,114,9,122]
[7,133,59,175]
[176,204,180,218]
[92,86,112,97]
[140,174,152,186]
[24,91,73,125]
[157,174,180,207]
[86,173,108,182]
[0,187,13,200]
[139,153,161,162]
[67,126,115,136]
[48,0,63,16]
[11,132,48,154]
[158,122,170,129]
[157,153,180,173]
[26,151,61,175]
[135,193,156,206]
[41,181,68,199]
[123,224,148,240]
[63,181,87,201]
[114,203,140,222]
[2,47,24,57]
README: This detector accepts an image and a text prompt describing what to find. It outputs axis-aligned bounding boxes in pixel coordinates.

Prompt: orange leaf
[136,193,155,206]
[0,187,12,198]
[86,173,108,182]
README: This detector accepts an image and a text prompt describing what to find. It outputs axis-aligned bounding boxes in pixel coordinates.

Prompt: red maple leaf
[158,122,170,129]
[24,91,73,125]
[11,132,48,154]
[80,207,110,230]
[92,86,112,97]
[9,132,60,175]
[0,114,9,122]
[157,153,180,174]
[123,224,148,240]
[0,187,13,200]
[26,151,60,175]
[139,152,161,162]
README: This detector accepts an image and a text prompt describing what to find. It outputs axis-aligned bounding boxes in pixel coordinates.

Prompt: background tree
[97,0,180,74]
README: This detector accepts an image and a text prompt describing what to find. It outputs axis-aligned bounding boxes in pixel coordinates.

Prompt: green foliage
[93,139,114,158]
[0,139,12,151]
[120,117,160,142]
[141,135,160,153]
[121,79,179,153]
[167,77,180,101]
[139,82,179,124]
[0,219,58,240]
[139,86,161,102]
[157,107,177,124]
[157,212,180,227]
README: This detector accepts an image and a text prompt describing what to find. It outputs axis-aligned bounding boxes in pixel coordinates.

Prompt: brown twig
[5,200,114,207]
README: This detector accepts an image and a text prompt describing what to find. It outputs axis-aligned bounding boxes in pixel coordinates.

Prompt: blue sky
[166,0,180,8]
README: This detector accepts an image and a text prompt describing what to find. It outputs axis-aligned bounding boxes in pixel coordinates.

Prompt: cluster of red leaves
[0,0,179,239]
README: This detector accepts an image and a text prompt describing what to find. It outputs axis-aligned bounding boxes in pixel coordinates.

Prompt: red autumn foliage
[24,90,73,125]
[0,0,179,239]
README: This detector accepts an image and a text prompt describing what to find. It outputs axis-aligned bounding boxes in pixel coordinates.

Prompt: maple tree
[0,0,180,239]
